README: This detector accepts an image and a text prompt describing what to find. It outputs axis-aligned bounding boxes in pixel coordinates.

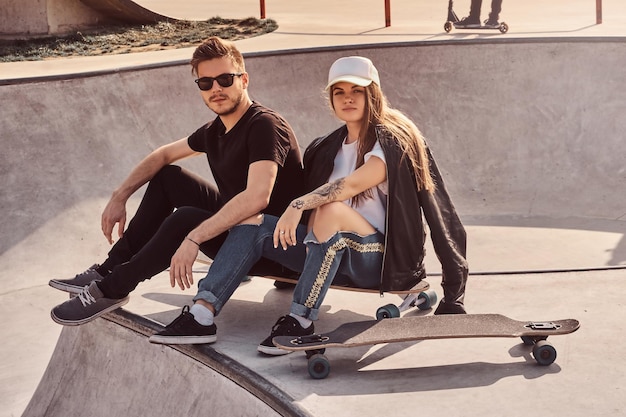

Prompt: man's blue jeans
[194,215,307,315]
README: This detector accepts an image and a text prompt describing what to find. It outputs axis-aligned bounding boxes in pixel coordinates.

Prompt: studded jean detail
[291,230,384,320]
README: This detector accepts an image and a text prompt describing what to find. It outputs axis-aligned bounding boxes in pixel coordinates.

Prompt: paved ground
[1,1,625,416]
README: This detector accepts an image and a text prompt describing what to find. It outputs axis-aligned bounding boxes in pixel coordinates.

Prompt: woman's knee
[311,202,375,238]
[311,202,346,223]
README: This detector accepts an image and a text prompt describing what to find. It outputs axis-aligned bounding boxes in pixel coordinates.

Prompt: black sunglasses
[194,73,243,91]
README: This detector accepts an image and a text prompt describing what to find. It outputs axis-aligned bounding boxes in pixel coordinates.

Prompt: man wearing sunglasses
[50,37,304,328]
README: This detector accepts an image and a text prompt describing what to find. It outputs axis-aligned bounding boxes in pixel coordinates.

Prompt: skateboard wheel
[305,348,326,359]
[376,304,400,320]
[308,354,331,379]
[499,22,509,33]
[416,290,438,310]
[444,21,453,33]
[532,340,557,366]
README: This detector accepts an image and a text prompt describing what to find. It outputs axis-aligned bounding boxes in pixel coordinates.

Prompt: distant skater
[454,0,503,28]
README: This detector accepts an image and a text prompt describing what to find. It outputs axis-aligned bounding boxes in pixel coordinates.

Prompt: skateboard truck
[526,322,562,331]
[291,335,329,345]
[378,289,438,319]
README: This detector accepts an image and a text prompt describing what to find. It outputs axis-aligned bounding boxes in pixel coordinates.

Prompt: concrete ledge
[22,309,311,417]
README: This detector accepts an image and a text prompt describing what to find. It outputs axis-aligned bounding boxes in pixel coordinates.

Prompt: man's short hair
[190,37,245,76]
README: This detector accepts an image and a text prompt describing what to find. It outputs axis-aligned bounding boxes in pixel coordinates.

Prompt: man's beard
[207,91,244,116]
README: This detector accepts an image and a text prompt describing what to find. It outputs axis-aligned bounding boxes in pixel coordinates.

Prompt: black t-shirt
[188,102,303,216]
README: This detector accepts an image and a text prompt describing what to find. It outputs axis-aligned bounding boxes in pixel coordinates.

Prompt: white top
[327,137,388,233]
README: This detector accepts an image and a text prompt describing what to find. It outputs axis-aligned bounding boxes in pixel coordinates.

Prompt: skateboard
[443,0,509,33]
[265,275,437,318]
[274,314,580,379]
[194,257,437,318]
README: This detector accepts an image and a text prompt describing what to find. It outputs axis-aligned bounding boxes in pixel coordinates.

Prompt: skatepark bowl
[2,35,626,417]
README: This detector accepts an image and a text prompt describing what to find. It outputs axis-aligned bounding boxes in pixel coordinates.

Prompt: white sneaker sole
[48,280,85,294]
[49,279,102,295]
[149,334,217,345]
[257,344,293,356]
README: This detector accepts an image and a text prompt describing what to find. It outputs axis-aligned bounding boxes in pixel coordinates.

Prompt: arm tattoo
[291,178,345,210]
[315,179,344,200]
[291,199,304,209]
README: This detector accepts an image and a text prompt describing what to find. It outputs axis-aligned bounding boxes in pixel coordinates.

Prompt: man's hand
[101,199,127,244]
[169,239,199,290]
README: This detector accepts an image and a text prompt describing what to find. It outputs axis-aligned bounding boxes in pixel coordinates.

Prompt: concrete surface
[1,0,177,37]
[21,309,300,417]
[0,0,116,36]
[79,0,177,24]
[1,1,625,416]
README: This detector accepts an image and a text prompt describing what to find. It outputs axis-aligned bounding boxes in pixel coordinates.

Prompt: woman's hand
[273,206,303,250]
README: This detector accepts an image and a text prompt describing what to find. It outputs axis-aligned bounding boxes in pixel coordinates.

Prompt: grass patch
[0,17,277,62]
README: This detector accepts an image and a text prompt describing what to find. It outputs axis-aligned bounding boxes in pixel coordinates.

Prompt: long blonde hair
[329,82,435,206]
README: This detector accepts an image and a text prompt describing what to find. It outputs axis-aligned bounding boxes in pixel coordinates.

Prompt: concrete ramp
[2,39,624,285]
[0,0,178,36]
[79,0,178,24]
[22,309,308,417]
[2,37,626,417]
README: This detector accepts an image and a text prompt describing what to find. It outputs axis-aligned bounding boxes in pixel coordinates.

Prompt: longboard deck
[274,314,580,351]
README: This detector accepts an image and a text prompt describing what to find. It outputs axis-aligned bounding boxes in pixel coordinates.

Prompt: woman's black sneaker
[257,315,314,355]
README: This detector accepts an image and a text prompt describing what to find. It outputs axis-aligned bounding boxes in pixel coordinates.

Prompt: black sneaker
[49,264,104,294]
[149,306,217,345]
[50,281,129,326]
[273,280,296,290]
[434,300,467,315]
[453,16,481,28]
[484,18,500,28]
[258,315,314,356]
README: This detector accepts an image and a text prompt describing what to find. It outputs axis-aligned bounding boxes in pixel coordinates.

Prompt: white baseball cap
[325,56,380,90]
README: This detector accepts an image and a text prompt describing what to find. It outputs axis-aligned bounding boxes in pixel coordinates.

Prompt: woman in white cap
[257,56,469,355]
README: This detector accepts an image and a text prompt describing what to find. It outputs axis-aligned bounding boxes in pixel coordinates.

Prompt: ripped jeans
[194,215,307,315]
[291,229,384,320]
[194,214,384,320]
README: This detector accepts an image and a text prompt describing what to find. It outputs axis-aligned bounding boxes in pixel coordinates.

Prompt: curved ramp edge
[79,0,178,24]
[22,309,311,417]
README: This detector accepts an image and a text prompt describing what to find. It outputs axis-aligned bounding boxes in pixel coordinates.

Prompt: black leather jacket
[302,125,468,306]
